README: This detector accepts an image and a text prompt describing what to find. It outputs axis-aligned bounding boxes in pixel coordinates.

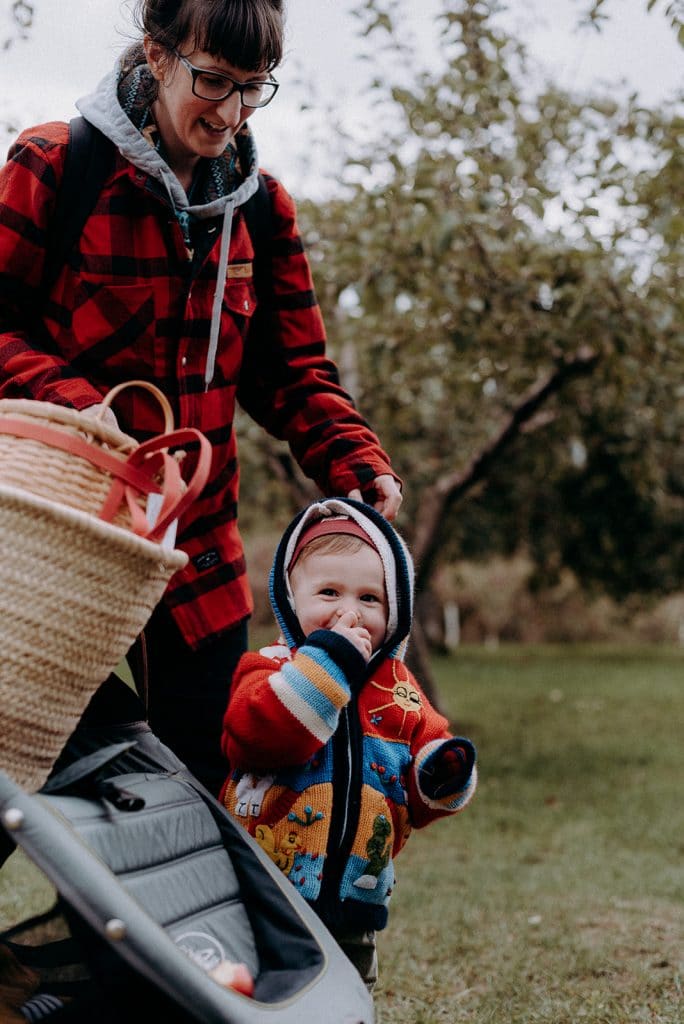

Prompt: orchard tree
[584,0,684,44]
[2,0,681,667]
[2,0,32,47]
[248,0,684,677]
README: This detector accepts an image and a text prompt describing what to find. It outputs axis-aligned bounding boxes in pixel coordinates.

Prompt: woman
[0,0,402,794]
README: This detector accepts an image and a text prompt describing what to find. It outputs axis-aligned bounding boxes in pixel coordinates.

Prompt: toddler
[220,498,477,990]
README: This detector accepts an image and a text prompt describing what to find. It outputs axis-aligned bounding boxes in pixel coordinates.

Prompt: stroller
[0,389,373,1020]
[0,680,374,1023]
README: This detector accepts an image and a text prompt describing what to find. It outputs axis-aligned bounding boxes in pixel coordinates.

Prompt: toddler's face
[290,545,388,653]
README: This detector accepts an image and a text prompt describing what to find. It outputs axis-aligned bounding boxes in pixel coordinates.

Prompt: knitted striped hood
[269,498,414,669]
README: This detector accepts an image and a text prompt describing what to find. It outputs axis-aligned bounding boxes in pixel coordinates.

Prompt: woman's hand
[347,474,402,521]
[80,402,119,429]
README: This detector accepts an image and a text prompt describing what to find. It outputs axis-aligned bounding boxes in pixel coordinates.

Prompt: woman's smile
[199,117,230,136]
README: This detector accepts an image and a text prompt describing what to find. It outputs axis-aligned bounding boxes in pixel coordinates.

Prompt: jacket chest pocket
[67,282,157,374]
[215,279,257,383]
[222,279,257,324]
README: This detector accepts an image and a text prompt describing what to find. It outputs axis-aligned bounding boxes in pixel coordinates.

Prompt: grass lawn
[374,646,683,1024]
[1,646,682,1022]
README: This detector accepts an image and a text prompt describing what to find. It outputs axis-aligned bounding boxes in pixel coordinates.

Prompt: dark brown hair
[135,0,285,71]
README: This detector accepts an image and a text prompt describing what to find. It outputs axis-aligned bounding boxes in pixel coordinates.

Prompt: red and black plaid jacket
[0,121,397,648]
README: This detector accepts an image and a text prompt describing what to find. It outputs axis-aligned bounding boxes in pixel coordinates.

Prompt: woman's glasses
[174,52,279,108]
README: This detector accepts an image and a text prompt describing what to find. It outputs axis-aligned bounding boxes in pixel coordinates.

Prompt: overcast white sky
[0,0,681,195]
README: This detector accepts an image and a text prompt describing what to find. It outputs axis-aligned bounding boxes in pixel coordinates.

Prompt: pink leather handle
[0,417,212,543]
[97,378,175,433]
[99,428,212,542]
[0,418,163,497]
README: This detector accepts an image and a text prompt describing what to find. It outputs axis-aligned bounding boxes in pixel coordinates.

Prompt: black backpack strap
[241,171,273,304]
[42,116,114,295]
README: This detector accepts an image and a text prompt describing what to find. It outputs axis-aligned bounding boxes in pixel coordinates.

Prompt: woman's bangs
[196,0,283,72]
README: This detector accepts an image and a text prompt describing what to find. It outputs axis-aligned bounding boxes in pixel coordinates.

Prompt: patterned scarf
[116,44,257,236]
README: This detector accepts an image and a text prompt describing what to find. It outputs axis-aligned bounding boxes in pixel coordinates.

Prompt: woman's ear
[143,35,167,81]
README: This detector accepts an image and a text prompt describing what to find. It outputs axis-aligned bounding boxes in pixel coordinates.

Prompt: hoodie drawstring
[205,198,235,390]
[76,64,261,392]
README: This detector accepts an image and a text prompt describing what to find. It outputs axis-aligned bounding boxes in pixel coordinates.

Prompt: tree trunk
[255,348,599,701]
[409,347,599,693]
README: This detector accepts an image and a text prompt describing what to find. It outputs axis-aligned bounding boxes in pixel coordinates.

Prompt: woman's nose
[214,89,243,126]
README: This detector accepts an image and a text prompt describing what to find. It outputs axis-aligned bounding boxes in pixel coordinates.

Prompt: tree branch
[405,346,599,702]
[412,346,599,593]
[258,437,319,513]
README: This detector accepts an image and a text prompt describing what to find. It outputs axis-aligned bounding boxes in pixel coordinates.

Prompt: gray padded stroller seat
[0,720,374,1023]
[43,772,262,981]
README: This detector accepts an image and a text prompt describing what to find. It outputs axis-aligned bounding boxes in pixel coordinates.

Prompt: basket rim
[0,398,138,452]
[0,483,187,569]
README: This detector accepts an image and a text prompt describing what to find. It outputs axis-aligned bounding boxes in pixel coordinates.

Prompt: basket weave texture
[0,398,150,531]
[0,484,187,791]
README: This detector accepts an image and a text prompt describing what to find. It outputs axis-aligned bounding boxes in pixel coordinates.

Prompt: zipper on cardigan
[336,710,353,845]
[318,701,363,918]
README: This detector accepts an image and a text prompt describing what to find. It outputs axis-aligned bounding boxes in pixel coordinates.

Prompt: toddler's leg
[330,928,378,993]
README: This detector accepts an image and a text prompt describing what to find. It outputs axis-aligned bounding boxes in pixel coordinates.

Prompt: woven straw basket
[0,380,175,532]
[0,382,211,791]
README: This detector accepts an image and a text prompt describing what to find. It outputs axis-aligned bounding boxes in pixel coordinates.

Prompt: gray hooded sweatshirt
[77,54,260,387]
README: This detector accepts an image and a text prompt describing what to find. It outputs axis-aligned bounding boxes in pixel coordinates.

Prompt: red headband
[289,516,377,571]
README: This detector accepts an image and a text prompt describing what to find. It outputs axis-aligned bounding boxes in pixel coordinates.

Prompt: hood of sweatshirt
[76,49,260,388]
[269,498,415,671]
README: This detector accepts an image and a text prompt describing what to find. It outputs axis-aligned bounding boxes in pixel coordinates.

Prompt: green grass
[1,647,682,1022]
[374,646,683,1023]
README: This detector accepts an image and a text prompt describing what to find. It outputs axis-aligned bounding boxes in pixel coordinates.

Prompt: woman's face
[144,38,264,175]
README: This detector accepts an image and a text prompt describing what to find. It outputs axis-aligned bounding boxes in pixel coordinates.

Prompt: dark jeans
[80,602,248,797]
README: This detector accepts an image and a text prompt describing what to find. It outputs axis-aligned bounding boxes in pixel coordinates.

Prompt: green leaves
[240,0,684,604]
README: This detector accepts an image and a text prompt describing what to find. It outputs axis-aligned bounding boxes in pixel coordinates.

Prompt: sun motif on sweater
[368,663,423,738]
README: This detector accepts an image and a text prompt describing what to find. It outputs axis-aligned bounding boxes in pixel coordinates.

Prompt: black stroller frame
[0,707,374,1023]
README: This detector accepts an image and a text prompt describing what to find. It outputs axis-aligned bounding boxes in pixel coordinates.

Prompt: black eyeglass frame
[173,51,279,108]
